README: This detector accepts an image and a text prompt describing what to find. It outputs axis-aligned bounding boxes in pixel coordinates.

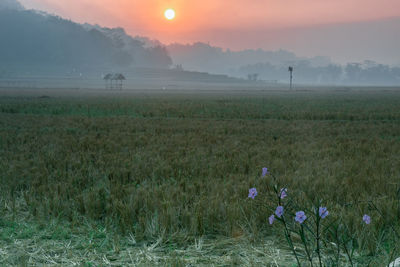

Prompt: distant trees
[143,46,173,68]
[319,64,343,84]
[87,26,173,69]
[166,42,399,86]
[238,60,399,85]
[343,61,399,85]
[0,9,173,76]
[167,42,300,74]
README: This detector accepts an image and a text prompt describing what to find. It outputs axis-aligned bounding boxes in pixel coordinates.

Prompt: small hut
[247,73,259,81]
[103,74,113,89]
[113,74,126,90]
[104,73,126,90]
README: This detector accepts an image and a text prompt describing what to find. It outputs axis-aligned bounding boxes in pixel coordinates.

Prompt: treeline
[0,9,172,76]
[167,42,399,85]
[238,60,400,85]
[167,42,330,75]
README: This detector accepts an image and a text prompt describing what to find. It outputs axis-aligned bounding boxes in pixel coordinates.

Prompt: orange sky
[19,0,400,39]
[19,0,400,61]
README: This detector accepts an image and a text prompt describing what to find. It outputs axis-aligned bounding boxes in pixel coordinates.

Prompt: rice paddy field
[0,86,400,266]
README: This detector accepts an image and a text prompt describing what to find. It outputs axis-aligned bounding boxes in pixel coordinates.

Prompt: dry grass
[0,231,294,266]
[1,198,297,266]
[1,87,400,265]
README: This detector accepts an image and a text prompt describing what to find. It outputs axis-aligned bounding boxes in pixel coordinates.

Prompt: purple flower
[279,188,288,199]
[295,211,307,224]
[261,167,269,177]
[275,206,284,218]
[248,188,257,199]
[269,215,275,225]
[319,207,329,219]
[363,214,371,225]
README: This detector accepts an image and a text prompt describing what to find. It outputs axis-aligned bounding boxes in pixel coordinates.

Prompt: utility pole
[288,66,293,89]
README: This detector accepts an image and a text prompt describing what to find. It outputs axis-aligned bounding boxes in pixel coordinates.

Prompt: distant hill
[82,24,172,69]
[166,42,332,75]
[0,1,172,77]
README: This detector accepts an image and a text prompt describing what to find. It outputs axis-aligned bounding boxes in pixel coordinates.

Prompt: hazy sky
[19,0,400,64]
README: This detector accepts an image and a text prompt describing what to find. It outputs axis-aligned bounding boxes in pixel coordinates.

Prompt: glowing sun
[164,8,176,20]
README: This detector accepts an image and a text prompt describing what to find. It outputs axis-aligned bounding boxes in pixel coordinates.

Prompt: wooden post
[288,66,293,89]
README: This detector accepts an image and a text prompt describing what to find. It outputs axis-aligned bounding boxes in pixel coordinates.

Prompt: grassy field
[1,87,400,266]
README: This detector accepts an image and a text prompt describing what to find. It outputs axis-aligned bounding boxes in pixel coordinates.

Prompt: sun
[164,8,176,20]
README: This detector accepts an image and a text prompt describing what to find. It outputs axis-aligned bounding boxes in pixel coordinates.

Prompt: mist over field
[2,1,400,265]
[0,0,399,86]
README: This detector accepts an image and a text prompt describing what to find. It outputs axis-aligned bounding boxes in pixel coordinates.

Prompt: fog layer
[1,0,399,86]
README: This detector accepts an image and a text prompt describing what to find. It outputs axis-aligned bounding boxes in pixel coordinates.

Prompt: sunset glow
[17,0,400,64]
[164,8,175,20]
[19,0,400,41]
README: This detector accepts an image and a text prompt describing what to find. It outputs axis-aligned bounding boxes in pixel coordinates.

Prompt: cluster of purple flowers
[275,206,284,218]
[319,207,329,219]
[249,167,372,226]
[269,215,275,225]
[248,188,258,199]
[295,211,307,224]
[268,206,284,225]
[268,207,329,225]
[279,188,288,199]
[363,214,371,224]
[261,167,269,177]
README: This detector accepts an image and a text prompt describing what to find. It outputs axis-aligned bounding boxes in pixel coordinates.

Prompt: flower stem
[316,212,323,267]
[300,225,314,267]
[282,217,301,266]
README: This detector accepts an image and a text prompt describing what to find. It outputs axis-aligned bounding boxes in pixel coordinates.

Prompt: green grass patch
[0,88,400,265]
